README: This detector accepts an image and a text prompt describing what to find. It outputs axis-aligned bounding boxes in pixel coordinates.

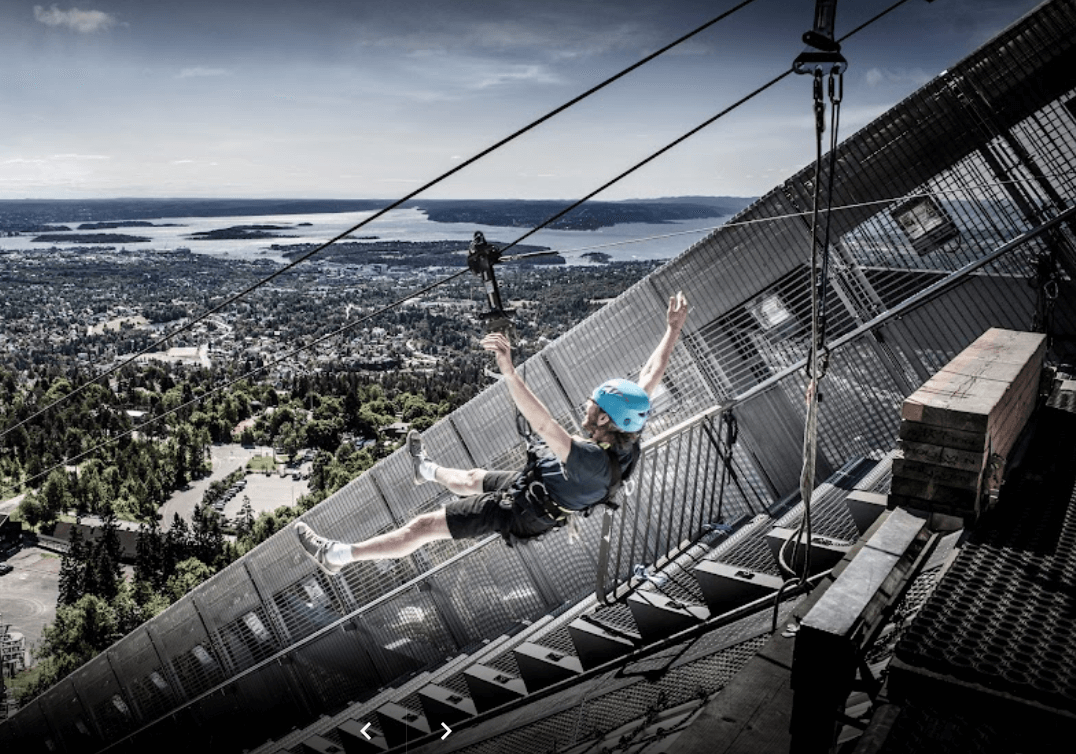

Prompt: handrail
[596,205,1076,603]
[96,532,502,753]
[727,204,1075,412]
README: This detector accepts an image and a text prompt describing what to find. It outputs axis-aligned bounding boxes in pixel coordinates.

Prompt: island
[188,225,298,241]
[31,233,153,244]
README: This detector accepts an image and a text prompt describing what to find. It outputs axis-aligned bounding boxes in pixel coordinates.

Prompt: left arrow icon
[360,722,372,740]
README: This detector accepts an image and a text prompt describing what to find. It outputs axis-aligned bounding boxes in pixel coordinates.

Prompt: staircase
[263,453,893,754]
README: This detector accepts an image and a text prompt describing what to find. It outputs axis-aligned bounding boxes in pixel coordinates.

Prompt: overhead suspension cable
[0,0,763,443]
[493,0,917,260]
[504,171,1076,263]
[13,0,931,486]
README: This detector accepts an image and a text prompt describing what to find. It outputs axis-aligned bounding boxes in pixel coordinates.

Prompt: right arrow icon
[441,722,452,740]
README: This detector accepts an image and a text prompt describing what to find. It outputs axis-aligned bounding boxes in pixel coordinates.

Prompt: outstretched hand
[667,291,688,332]
[481,332,515,374]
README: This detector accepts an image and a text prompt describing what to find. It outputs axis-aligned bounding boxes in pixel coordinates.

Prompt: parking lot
[216,469,310,519]
[158,444,310,527]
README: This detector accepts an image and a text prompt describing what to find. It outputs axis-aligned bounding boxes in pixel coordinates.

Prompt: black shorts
[443,469,560,543]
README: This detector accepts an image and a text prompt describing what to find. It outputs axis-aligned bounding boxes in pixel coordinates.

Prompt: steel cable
[0,0,764,443]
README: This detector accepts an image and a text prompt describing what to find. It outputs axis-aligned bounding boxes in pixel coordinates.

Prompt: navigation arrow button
[441,722,452,740]
[360,722,372,740]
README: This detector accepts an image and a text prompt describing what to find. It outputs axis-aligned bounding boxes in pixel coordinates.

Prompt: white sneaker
[294,522,343,575]
[408,430,429,485]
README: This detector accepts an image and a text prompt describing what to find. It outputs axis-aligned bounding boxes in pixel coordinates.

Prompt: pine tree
[162,513,191,580]
[133,517,164,603]
[87,504,123,602]
[57,517,85,607]
[190,503,224,569]
[237,495,255,538]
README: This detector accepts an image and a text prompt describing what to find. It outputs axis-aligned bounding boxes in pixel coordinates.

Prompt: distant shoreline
[0,196,755,234]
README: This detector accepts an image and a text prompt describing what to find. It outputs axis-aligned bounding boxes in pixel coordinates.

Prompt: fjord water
[0,206,729,266]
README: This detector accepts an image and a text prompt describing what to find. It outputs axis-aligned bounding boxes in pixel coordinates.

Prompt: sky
[0,0,1047,201]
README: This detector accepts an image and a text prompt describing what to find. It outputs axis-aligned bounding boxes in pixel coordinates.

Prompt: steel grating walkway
[886,379,1076,742]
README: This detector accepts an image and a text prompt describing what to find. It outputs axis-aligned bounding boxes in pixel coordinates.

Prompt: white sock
[419,458,440,482]
[324,542,353,567]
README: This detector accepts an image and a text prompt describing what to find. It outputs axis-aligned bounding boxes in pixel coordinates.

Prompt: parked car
[0,563,14,575]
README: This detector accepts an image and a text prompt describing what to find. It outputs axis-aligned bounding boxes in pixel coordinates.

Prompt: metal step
[512,641,584,692]
[300,734,347,754]
[416,683,478,727]
[693,561,784,614]
[765,527,850,577]
[845,490,889,534]
[626,591,709,643]
[462,664,528,713]
[373,702,430,748]
[567,617,638,670]
[336,719,387,754]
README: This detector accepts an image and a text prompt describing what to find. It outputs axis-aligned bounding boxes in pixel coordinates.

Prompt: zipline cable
[9,0,940,488]
[0,0,764,443]
[503,170,1076,263]
[494,0,916,260]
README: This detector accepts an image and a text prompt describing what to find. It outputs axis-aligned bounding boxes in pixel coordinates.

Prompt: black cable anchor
[793,0,847,76]
[467,231,515,333]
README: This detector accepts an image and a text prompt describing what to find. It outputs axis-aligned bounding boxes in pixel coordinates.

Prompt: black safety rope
[1030,244,1060,346]
[713,410,741,524]
[773,8,847,633]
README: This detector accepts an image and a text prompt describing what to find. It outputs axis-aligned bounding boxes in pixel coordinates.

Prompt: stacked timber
[891,328,1047,522]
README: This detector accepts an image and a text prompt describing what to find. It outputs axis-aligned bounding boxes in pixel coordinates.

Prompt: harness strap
[514,438,635,518]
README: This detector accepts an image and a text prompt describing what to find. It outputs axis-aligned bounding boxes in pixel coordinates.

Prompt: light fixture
[748,292,794,331]
[191,644,216,668]
[242,611,272,643]
[891,195,961,255]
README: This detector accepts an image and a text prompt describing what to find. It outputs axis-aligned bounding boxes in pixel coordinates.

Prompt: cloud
[33,5,116,33]
[864,67,932,89]
[470,63,561,90]
[177,67,231,79]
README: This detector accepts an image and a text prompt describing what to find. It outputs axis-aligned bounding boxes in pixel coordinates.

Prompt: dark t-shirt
[536,437,638,511]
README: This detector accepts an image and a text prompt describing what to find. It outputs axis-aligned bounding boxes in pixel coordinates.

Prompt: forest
[2,257,664,705]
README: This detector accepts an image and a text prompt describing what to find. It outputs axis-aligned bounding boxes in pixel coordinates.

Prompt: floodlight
[891,196,961,255]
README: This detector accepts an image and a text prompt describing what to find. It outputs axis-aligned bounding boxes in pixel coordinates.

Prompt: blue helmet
[592,379,651,433]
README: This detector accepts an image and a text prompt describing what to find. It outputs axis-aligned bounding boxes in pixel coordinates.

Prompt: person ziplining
[293,291,688,572]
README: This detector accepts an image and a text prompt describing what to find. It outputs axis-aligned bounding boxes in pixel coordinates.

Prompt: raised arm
[637,291,688,397]
[482,332,573,462]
